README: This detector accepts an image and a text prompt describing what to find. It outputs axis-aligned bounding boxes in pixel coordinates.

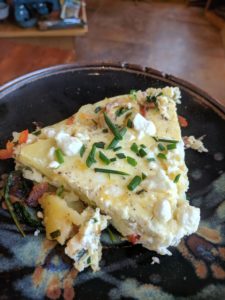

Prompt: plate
[0,63,225,300]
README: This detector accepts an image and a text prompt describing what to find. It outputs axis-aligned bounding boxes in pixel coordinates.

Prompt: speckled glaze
[0,63,225,300]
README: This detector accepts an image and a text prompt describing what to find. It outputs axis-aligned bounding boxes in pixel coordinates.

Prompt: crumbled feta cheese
[65,207,110,272]
[176,203,200,234]
[34,229,40,236]
[162,87,181,103]
[76,132,90,142]
[42,127,56,138]
[55,131,83,156]
[154,199,172,222]
[105,185,124,197]
[22,167,43,183]
[183,135,208,153]
[48,161,60,169]
[48,147,56,160]
[157,95,170,120]
[133,113,156,139]
[151,256,160,265]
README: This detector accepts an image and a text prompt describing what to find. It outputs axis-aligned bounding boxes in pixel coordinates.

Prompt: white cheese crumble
[133,113,156,139]
[151,256,160,265]
[42,127,56,138]
[34,229,40,237]
[154,199,172,222]
[55,131,83,156]
[104,185,124,197]
[65,207,110,272]
[48,161,60,169]
[48,147,56,160]
[157,95,170,120]
[183,135,208,153]
[22,167,43,183]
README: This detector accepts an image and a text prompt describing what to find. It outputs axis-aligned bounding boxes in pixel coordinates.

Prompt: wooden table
[0,40,76,86]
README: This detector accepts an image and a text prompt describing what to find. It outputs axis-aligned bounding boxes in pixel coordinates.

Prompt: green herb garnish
[94,106,102,113]
[87,257,91,264]
[130,142,139,154]
[94,168,129,176]
[104,112,122,140]
[116,153,126,159]
[158,143,166,151]
[86,144,97,167]
[127,119,133,128]
[108,228,116,242]
[107,127,127,150]
[130,89,137,100]
[174,174,181,183]
[80,144,86,157]
[127,156,137,167]
[167,143,177,150]
[147,158,156,162]
[50,229,61,239]
[113,146,122,152]
[99,151,110,165]
[157,153,167,160]
[139,148,147,157]
[93,218,98,223]
[115,107,130,118]
[56,185,64,197]
[94,142,105,149]
[110,158,117,162]
[55,148,64,164]
[127,175,142,191]
[154,137,179,144]
[140,144,146,148]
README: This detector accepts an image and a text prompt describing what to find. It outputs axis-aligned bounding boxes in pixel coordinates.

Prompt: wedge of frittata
[14,87,200,259]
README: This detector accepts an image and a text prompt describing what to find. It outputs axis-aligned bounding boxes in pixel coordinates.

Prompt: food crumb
[183,135,208,153]
[34,229,40,236]
[151,256,160,265]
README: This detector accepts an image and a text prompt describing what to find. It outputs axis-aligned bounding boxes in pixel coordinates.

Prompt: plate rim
[0,62,224,116]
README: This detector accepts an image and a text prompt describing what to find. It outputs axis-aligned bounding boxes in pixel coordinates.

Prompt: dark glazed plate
[0,63,225,300]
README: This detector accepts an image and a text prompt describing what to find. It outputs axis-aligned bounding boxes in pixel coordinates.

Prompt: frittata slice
[15,87,200,255]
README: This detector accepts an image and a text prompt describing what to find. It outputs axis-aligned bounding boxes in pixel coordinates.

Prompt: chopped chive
[86,144,97,167]
[4,173,25,237]
[56,185,64,197]
[94,106,102,113]
[99,151,111,165]
[147,157,156,162]
[127,176,142,191]
[104,112,122,140]
[93,218,98,223]
[158,143,166,151]
[33,130,41,136]
[80,144,86,157]
[108,228,116,242]
[127,156,137,167]
[110,157,117,162]
[157,138,179,144]
[167,143,177,150]
[113,146,122,152]
[94,142,105,149]
[157,153,167,160]
[142,173,147,180]
[152,137,158,142]
[115,107,130,118]
[102,128,109,133]
[87,256,91,264]
[116,153,126,159]
[107,127,127,149]
[50,229,61,239]
[127,119,133,128]
[140,144,147,148]
[174,174,181,183]
[130,142,139,154]
[55,148,64,164]
[130,89,137,101]
[139,148,147,157]
[94,168,129,176]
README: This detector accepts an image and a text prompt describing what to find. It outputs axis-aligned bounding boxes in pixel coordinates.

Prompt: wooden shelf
[0,21,87,38]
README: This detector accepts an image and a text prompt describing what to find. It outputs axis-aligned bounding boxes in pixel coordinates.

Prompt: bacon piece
[127,234,140,245]
[26,182,49,207]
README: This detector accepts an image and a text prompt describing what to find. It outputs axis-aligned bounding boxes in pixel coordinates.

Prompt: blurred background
[0,0,224,105]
